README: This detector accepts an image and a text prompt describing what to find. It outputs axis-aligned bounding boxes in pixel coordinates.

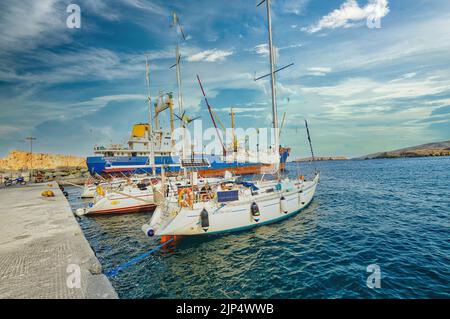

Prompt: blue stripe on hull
[87,150,290,175]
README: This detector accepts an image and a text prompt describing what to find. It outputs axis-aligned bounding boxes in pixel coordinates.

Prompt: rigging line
[210,109,227,132]
[196,75,227,155]
[304,119,317,172]
[105,238,174,278]
[254,63,295,81]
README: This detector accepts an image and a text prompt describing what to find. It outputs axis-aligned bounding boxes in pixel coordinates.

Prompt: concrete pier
[0,183,117,298]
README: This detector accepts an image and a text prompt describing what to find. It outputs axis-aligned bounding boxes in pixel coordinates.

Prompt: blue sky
[0,0,449,158]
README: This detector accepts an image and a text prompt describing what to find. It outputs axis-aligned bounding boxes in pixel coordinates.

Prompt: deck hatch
[217,190,239,202]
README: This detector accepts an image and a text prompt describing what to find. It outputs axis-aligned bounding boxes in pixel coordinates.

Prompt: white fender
[280,196,288,214]
[299,188,305,205]
[75,208,86,217]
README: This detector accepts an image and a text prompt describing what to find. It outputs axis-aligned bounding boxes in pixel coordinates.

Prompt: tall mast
[169,93,175,146]
[145,56,153,135]
[171,12,185,116]
[175,45,183,115]
[145,57,156,172]
[174,44,186,154]
[265,0,279,153]
[171,11,187,156]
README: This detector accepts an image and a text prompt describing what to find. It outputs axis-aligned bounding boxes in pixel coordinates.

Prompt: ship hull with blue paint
[87,123,290,177]
[86,151,290,177]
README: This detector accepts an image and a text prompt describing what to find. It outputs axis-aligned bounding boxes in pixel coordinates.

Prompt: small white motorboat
[76,173,234,216]
[80,174,152,198]
[77,183,156,216]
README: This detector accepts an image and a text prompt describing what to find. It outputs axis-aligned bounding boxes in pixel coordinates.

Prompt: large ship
[87,93,290,176]
[86,123,290,177]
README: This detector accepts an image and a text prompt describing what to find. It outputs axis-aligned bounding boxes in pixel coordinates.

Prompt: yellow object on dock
[41,190,55,197]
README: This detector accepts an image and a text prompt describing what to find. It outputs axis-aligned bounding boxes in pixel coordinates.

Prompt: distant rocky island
[358,140,450,160]
[294,156,347,162]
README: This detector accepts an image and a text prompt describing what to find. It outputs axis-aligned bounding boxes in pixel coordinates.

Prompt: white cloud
[81,0,120,21]
[304,0,390,33]
[0,125,23,136]
[0,47,176,86]
[119,0,167,16]
[301,77,375,97]
[280,0,310,15]
[252,44,280,63]
[0,0,67,53]
[254,44,271,57]
[321,77,446,98]
[389,72,417,83]
[307,67,332,76]
[0,0,169,57]
[66,0,167,24]
[74,94,147,109]
[250,42,301,63]
[426,99,450,107]
[217,107,266,114]
[187,49,234,62]
[299,74,450,112]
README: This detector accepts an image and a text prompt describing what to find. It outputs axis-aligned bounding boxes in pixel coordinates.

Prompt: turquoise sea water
[67,157,450,298]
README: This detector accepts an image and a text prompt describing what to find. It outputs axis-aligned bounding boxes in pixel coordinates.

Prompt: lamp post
[25,136,36,182]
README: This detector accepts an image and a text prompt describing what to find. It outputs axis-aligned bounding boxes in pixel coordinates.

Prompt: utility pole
[25,136,36,182]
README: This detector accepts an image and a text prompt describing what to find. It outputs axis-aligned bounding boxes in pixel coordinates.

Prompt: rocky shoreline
[358,141,450,160]
[0,167,89,185]
[0,150,88,185]
[294,156,347,162]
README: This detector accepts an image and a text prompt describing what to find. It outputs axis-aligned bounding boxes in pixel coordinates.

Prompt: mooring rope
[105,238,174,278]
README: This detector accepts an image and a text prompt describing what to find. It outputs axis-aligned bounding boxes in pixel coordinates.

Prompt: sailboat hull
[86,192,155,215]
[151,174,319,236]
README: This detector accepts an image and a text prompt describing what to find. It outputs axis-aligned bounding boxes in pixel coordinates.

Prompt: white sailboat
[143,175,318,236]
[77,172,236,216]
[77,178,157,215]
[80,174,151,198]
[142,0,319,238]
